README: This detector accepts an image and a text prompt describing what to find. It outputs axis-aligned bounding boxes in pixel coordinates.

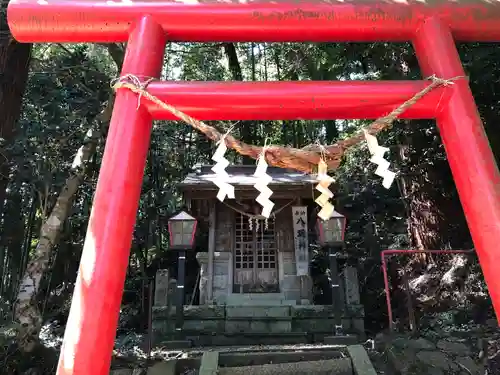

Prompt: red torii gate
[7,1,500,374]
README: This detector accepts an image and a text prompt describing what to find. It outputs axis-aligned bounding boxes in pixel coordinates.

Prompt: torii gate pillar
[7,1,500,375]
[50,16,166,375]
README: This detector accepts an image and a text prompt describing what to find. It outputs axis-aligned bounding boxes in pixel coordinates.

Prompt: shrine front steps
[152,304,365,347]
[217,358,354,375]
[213,345,376,375]
[180,332,359,347]
[182,332,315,347]
[149,344,378,375]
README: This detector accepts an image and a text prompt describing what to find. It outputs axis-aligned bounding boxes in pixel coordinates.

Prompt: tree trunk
[2,191,25,301]
[0,3,32,219]
[223,43,243,81]
[14,45,124,351]
[15,116,102,351]
[396,128,446,251]
[222,43,255,163]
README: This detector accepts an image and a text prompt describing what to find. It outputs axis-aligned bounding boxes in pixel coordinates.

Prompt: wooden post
[329,246,343,335]
[207,201,216,301]
[176,250,186,331]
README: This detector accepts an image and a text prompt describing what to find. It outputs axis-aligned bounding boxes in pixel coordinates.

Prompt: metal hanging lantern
[317,209,346,246]
[167,211,198,249]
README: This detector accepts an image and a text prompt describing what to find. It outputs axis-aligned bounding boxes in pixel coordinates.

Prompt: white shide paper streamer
[253,154,275,218]
[315,159,335,221]
[211,139,235,202]
[364,130,396,189]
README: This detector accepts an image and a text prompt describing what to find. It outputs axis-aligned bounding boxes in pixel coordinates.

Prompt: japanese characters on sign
[292,206,309,276]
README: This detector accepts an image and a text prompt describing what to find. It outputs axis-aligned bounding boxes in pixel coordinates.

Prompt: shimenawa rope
[111,74,464,174]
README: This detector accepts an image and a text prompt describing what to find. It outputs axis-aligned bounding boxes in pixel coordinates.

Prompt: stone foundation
[153,261,364,346]
[152,304,365,345]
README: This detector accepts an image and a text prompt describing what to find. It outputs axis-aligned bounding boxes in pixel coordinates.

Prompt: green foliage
[1,37,499,355]
[12,44,108,191]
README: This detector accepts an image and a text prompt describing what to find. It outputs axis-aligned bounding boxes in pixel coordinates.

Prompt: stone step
[217,358,353,375]
[228,293,286,300]
[324,335,359,346]
[226,293,294,306]
[218,349,345,368]
[186,332,311,347]
[228,299,297,306]
[177,349,347,371]
[181,344,351,357]
[152,346,378,375]
[226,316,292,321]
[226,306,291,318]
[225,320,292,333]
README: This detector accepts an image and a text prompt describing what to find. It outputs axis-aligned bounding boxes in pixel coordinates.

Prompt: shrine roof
[179,165,316,191]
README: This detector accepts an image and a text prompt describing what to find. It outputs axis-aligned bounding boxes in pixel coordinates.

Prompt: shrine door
[233,210,279,293]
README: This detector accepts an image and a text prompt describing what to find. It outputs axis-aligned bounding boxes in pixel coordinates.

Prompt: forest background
[0,1,498,372]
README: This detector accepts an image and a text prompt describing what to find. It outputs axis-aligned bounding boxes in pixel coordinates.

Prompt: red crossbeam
[8,0,500,42]
[145,80,444,120]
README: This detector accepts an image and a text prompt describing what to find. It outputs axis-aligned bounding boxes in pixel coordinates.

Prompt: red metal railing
[381,249,475,332]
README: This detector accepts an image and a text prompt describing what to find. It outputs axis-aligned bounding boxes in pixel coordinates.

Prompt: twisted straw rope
[112,74,464,174]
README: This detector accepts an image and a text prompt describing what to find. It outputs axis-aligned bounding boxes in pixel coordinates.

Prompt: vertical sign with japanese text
[292,206,309,276]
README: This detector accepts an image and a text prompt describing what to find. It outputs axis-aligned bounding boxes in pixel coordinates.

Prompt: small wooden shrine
[152,164,365,345]
[179,164,317,305]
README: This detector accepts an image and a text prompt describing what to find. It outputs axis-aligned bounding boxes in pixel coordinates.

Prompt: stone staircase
[153,302,365,347]
[145,344,378,375]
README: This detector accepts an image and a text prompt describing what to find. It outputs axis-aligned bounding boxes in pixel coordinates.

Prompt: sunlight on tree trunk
[13,96,115,351]
[14,118,102,351]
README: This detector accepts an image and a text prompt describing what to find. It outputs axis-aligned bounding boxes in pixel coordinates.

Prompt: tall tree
[0,2,32,217]
[222,43,257,163]
[13,44,124,351]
